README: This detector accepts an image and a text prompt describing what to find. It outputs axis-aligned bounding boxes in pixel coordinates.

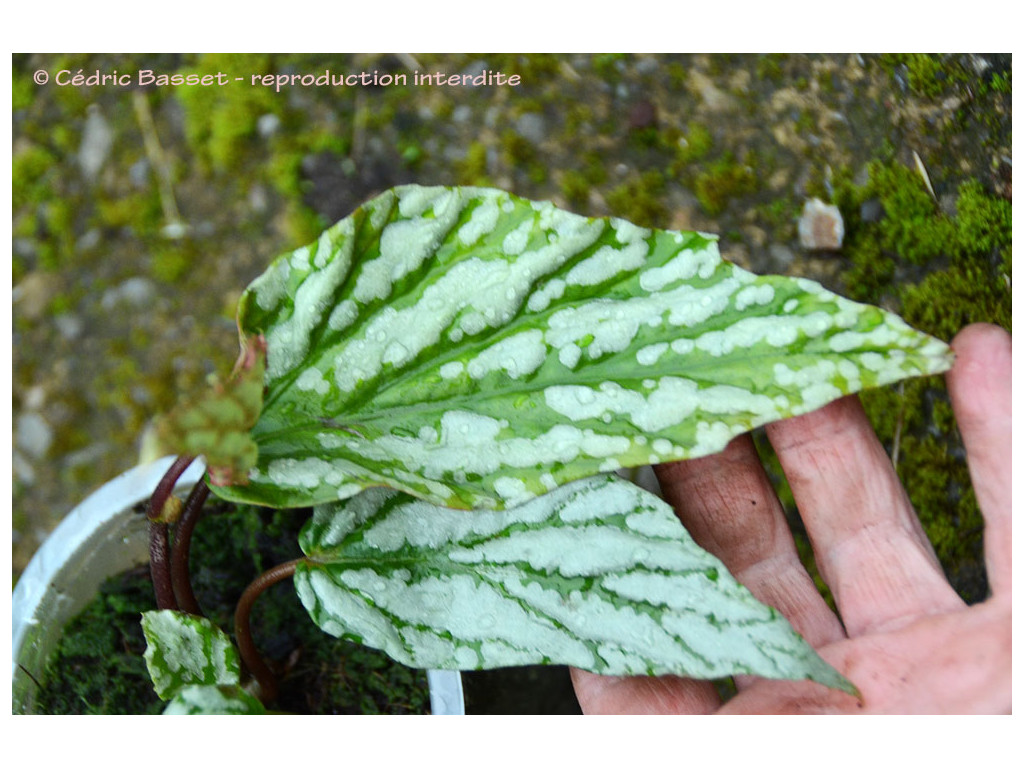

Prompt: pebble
[129,158,150,188]
[54,313,84,340]
[100,276,157,310]
[515,112,546,144]
[628,100,658,131]
[78,105,114,183]
[768,243,796,271]
[860,198,884,223]
[798,198,845,250]
[13,452,35,486]
[13,272,60,321]
[17,412,53,460]
[257,113,281,138]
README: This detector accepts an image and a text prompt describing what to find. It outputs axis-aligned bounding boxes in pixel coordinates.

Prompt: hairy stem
[149,522,177,610]
[234,559,302,704]
[170,481,211,616]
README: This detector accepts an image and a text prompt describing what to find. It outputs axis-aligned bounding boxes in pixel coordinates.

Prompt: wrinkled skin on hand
[571,324,1011,714]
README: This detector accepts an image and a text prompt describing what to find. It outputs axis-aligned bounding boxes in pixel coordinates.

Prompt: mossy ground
[32,502,430,714]
[14,53,1010,612]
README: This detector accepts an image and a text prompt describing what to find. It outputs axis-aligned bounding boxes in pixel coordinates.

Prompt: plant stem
[146,455,195,521]
[149,522,177,610]
[170,481,210,616]
[234,559,302,704]
[146,455,195,611]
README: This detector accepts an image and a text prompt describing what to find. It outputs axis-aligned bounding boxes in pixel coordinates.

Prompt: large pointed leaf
[213,184,951,510]
[294,474,856,694]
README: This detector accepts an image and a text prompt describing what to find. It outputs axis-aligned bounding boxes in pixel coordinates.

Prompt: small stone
[515,112,546,144]
[129,158,150,188]
[24,385,46,410]
[17,412,53,460]
[76,228,102,253]
[78,105,114,183]
[54,313,83,340]
[768,243,796,271]
[101,276,157,310]
[628,100,658,130]
[257,113,281,138]
[13,451,35,486]
[798,198,845,250]
[13,271,60,321]
[860,198,884,223]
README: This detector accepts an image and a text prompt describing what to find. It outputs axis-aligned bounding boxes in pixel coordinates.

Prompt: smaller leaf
[295,475,857,695]
[141,610,242,701]
[153,335,266,486]
[163,684,267,715]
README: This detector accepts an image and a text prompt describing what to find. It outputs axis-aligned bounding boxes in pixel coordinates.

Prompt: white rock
[798,198,845,251]
[78,105,114,183]
[17,412,53,460]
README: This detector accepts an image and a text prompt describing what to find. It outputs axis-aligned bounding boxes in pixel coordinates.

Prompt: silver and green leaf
[142,609,265,713]
[163,684,267,715]
[211,184,951,511]
[295,473,857,694]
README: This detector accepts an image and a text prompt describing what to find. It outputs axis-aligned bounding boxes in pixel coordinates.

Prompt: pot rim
[12,456,464,715]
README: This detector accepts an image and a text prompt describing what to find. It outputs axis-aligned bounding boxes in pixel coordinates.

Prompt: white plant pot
[12,456,465,715]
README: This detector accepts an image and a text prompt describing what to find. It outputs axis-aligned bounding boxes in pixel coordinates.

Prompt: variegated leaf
[213,184,951,510]
[141,610,242,700]
[295,474,857,694]
[163,684,267,715]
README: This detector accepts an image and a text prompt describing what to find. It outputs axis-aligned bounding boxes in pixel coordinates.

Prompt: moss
[901,259,1011,340]
[755,54,786,84]
[833,158,1010,603]
[149,240,195,285]
[559,169,591,209]
[988,70,1011,95]
[176,53,281,173]
[694,152,757,216]
[592,53,627,79]
[36,567,164,715]
[12,142,58,210]
[38,198,78,271]
[500,129,546,184]
[605,170,668,229]
[871,162,955,265]
[95,191,163,232]
[673,121,714,167]
[457,141,490,186]
[953,179,1012,257]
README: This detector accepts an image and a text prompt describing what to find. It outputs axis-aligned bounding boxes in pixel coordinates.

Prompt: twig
[132,90,187,237]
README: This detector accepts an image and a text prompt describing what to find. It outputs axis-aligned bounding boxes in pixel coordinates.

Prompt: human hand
[571,323,1011,714]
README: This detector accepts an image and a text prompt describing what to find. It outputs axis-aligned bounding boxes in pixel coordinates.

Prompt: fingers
[947,323,1012,598]
[655,435,845,649]
[765,395,964,637]
[569,668,720,714]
